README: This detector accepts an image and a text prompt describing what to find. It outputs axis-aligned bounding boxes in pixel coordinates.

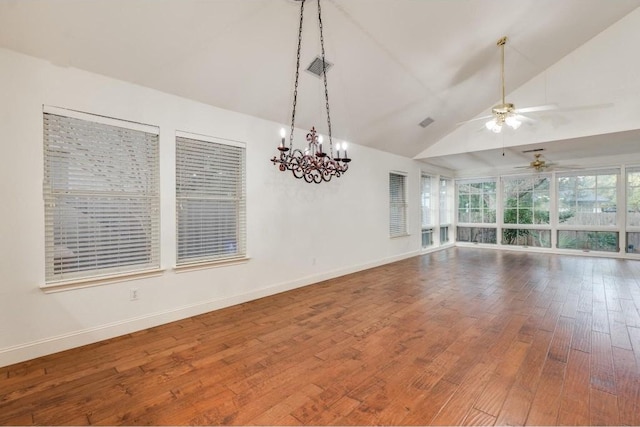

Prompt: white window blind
[439,177,452,226]
[389,172,408,237]
[627,167,640,227]
[43,110,160,284]
[176,133,246,265]
[421,174,432,227]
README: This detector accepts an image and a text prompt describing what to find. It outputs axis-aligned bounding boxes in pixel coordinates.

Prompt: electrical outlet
[130,288,139,301]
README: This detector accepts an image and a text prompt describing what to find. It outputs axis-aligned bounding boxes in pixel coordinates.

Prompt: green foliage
[558,231,618,252]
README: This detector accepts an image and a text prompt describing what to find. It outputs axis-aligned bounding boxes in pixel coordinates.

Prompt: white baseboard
[0,249,422,368]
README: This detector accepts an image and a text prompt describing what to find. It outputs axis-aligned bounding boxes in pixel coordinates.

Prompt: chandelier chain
[317,0,333,152]
[270,0,350,184]
[289,0,305,148]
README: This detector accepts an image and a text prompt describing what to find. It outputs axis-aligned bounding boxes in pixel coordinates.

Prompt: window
[627,167,640,227]
[439,177,452,244]
[457,227,497,244]
[502,175,551,247]
[557,170,618,226]
[389,172,408,237]
[421,174,433,248]
[503,176,550,225]
[176,133,246,265]
[557,230,619,252]
[43,108,160,284]
[457,179,497,224]
[557,169,619,252]
[626,167,640,253]
[502,229,551,248]
[457,178,496,244]
[626,232,640,253]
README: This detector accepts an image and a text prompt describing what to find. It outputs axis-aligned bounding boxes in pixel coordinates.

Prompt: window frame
[420,173,434,248]
[175,131,247,268]
[456,177,497,245]
[439,177,453,244]
[42,106,161,288]
[389,172,409,238]
[556,169,620,231]
[555,168,620,253]
[624,166,640,254]
[501,174,552,248]
[456,178,498,225]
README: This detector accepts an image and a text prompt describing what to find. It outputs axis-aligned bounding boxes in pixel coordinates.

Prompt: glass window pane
[440,226,450,243]
[503,175,550,226]
[557,171,618,226]
[484,209,496,223]
[626,232,640,253]
[577,176,596,189]
[457,179,497,225]
[502,229,551,247]
[456,227,497,244]
[628,172,640,227]
[518,191,532,207]
[504,208,517,224]
[517,208,533,225]
[558,230,619,252]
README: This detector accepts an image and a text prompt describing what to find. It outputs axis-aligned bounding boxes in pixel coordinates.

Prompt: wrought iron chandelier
[271,0,351,184]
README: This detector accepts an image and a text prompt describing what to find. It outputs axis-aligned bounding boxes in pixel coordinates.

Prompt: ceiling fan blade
[555,102,614,113]
[517,104,559,113]
[548,165,583,170]
[456,114,493,126]
[514,114,535,123]
[514,165,533,169]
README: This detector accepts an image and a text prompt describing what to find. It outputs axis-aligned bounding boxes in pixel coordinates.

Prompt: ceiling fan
[460,36,558,132]
[514,151,580,172]
[515,153,552,171]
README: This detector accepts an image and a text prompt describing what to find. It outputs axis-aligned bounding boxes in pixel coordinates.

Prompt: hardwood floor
[2,248,640,425]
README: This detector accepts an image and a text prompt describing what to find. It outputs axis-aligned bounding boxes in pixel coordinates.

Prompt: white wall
[0,47,447,367]
[416,7,640,159]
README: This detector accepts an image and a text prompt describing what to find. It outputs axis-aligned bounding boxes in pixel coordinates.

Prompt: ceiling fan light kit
[485,102,522,133]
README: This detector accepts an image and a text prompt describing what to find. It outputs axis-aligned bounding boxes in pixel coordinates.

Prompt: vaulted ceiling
[1,0,638,169]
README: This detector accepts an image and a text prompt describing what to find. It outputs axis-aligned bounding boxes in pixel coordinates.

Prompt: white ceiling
[1,0,639,169]
[424,128,640,177]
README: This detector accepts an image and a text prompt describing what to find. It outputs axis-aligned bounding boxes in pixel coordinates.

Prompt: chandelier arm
[317,0,333,154]
[289,0,305,149]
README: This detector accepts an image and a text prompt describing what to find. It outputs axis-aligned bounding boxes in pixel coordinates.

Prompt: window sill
[390,233,410,239]
[41,268,165,293]
[174,257,250,273]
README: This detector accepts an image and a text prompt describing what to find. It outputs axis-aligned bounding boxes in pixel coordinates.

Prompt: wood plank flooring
[2,248,640,425]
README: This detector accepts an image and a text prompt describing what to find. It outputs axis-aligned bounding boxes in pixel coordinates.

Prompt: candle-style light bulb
[335,142,341,158]
[343,142,348,158]
[279,128,286,147]
[318,135,323,153]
